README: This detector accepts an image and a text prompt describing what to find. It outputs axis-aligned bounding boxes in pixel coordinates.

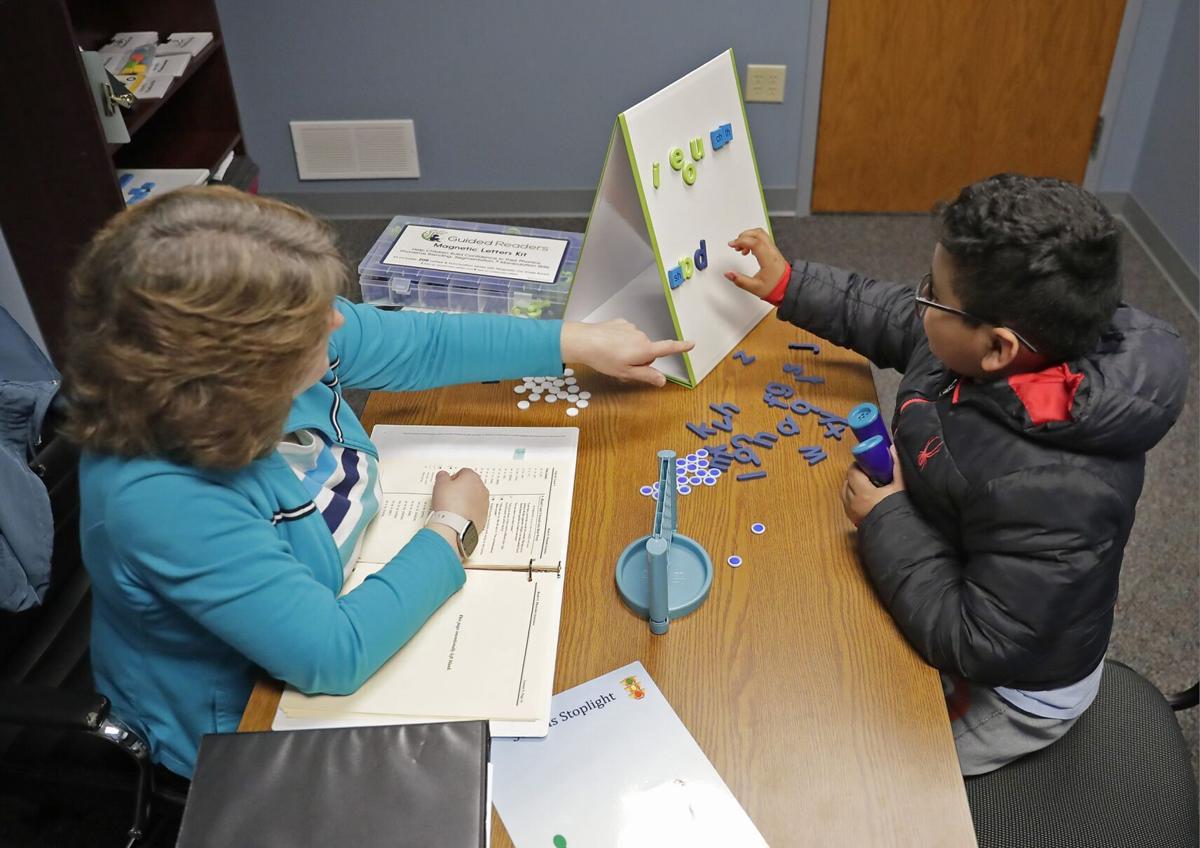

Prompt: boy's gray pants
[942,674,1080,776]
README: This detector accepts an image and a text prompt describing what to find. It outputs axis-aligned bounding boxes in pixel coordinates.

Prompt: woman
[65,187,691,777]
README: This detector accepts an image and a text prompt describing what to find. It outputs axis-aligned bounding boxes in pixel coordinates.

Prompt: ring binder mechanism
[464,559,563,581]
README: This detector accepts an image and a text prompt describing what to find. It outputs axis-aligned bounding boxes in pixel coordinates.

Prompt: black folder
[175,721,490,848]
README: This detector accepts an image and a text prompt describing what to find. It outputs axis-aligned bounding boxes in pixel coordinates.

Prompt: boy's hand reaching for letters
[841,445,905,527]
[561,320,694,387]
[725,228,789,298]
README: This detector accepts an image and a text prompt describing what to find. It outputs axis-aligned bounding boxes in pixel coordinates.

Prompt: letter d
[694,239,708,271]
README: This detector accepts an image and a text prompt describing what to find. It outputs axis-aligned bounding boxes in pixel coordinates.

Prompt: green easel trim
[619,113,696,388]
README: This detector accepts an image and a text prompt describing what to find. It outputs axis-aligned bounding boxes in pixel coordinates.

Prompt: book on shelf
[158,32,214,57]
[116,71,173,100]
[118,169,210,205]
[275,424,578,739]
[100,32,157,52]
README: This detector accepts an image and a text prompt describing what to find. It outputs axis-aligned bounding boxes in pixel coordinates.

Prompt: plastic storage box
[358,217,581,319]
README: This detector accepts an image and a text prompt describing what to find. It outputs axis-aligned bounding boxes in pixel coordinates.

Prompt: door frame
[793,0,1143,215]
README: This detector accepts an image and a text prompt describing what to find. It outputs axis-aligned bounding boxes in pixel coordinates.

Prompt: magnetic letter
[776,414,801,436]
[689,137,705,161]
[668,266,684,289]
[669,147,685,171]
[652,162,660,189]
[682,163,697,185]
[681,256,694,279]
[694,239,708,270]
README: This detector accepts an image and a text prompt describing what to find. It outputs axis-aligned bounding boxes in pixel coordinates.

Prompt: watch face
[462,522,480,557]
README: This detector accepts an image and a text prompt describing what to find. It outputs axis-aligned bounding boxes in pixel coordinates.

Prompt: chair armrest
[1167,683,1198,712]
[0,684,110,730]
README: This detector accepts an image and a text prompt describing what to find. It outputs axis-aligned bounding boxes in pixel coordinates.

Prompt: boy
[725,173,1188,774]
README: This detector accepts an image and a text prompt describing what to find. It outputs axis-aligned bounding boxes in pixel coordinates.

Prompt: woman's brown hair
[63,186,347,469]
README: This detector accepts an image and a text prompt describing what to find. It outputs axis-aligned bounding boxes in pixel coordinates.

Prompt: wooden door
[812,0,1126,212]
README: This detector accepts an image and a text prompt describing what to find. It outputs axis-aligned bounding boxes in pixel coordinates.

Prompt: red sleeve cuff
[763,264,792,306]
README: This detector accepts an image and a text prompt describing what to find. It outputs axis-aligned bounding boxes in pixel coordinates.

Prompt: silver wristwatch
[425,510,479,559]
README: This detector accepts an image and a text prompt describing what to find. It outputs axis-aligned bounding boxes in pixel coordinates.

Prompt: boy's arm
[726,230,923,372]
[854,465,1123,686]
[774,261,924,373]
[329,297,564,392]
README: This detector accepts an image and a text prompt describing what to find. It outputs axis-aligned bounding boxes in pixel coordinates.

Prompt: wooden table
[240,315,977,847]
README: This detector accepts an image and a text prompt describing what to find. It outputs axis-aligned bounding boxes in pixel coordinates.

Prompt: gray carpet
[326,212,1199,775]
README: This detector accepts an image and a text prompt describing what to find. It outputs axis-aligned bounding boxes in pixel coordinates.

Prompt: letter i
[652,162,660,189]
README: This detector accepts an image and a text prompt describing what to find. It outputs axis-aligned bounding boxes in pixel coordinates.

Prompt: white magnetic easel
[565,50,774,387]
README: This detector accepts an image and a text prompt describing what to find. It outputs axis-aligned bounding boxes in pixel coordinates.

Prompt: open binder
[278,425,577,737]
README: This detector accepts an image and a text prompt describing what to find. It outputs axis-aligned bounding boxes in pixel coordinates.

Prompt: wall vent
[289,120,420,180]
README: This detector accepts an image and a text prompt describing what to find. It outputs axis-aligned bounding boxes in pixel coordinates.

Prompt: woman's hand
[725,228,789,298]
[431,468,490,532]
[560,320,694,387]
[841,445,905,527]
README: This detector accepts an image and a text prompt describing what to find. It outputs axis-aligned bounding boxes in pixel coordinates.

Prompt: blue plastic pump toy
[851,435,894,486]
[847,402,894,486]
[847,402,891,447]
[615,450,713,635]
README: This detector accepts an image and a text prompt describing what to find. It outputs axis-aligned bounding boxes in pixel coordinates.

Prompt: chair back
[0,430,92,759]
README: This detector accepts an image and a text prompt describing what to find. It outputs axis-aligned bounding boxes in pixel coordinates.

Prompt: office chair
[965,659,1199,848]
[0,430,186,848]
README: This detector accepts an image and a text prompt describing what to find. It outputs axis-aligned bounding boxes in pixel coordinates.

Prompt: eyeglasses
[914,273,1040,353]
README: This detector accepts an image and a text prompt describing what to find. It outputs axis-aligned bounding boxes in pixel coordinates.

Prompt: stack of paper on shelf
[276,425,579,739]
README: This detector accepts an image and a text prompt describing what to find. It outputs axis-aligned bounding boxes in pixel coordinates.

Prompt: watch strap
[426,511,470,557]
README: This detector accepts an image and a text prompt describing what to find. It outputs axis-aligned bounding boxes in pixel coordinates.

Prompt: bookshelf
[0,0,249,364]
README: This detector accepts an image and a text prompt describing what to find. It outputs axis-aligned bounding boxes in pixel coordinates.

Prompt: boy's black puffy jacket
[777,261,1189,690]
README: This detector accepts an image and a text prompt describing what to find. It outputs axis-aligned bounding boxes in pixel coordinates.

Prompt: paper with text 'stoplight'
[491,661,767,848]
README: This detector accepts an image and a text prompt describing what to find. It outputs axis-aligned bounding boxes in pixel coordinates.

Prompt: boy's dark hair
[935,173,1121,361]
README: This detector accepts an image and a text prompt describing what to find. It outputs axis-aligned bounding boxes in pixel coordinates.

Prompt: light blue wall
[1131,0,1198,274]
[219,0,1191,228]
[1098,0,1182,192]
[215,0,812,196]
[0,228,48,357]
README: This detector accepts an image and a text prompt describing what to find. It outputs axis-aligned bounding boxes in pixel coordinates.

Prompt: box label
[383,225,569,285]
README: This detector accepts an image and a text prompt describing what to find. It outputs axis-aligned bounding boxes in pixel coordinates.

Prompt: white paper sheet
[491,662,767,848]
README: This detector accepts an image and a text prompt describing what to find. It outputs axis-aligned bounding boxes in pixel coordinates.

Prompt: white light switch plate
[744,64,787,103]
